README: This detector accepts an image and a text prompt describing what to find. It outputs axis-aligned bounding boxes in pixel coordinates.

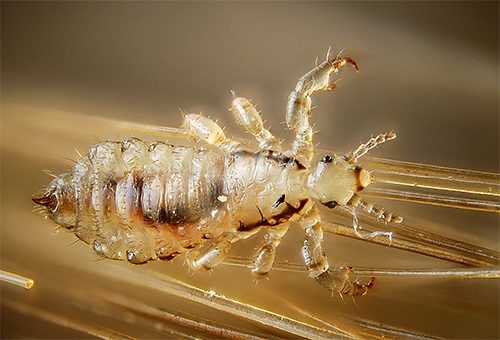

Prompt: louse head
[33,173,77,229]
[305,155,372,208]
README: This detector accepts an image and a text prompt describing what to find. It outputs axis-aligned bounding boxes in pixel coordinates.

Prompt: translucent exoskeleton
[33,53,405,296]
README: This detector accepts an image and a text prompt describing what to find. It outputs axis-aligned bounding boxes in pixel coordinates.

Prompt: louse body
[34,53,399,296]
[35,139,306,266]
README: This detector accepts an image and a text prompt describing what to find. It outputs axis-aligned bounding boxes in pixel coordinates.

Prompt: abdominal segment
[55,138,229,264]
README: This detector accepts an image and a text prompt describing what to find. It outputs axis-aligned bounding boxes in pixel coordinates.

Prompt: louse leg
[182,114,242,153]
[230,96,282,151]
[300,206,374,296]
[348,193,403,224]
[343,132,396,165]
[345,205,394,242]
[185,229,261,272]
[251,222,290,279]
[286,54,359,167]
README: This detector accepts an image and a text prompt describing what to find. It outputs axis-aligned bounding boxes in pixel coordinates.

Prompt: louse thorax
[223,150,309,230]
[305,154,372,208]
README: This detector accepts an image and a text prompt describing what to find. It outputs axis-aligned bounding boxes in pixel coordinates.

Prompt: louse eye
[32,192,58,213]
[321,155,333,163]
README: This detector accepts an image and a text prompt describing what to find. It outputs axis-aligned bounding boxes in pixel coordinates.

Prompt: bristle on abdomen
[34,138,228,264]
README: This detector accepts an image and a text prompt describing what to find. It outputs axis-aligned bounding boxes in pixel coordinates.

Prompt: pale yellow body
[34,54,399,296]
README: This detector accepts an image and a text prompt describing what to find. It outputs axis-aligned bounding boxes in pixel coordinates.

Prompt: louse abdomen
[34,138,229,264]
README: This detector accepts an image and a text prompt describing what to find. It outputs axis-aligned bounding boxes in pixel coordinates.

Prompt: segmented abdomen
[54,138,228,264]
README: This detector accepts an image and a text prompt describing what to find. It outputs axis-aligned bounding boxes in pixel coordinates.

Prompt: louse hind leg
[182,114,242,153]
[185,229,261,272]
[230,96,282,151]
[300,206,374,296]
[286,54,359,167]
[251,222,290,279]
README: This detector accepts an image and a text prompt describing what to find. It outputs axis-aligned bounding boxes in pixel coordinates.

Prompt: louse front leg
[182,114,242,153]
[185,229,261,272]
[251,222,290,279]
[300,206,374,296]
[230,96,282,151]
[286,55,359,167]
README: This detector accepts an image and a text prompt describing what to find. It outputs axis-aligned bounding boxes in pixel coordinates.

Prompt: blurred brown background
[1,2,498,339]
